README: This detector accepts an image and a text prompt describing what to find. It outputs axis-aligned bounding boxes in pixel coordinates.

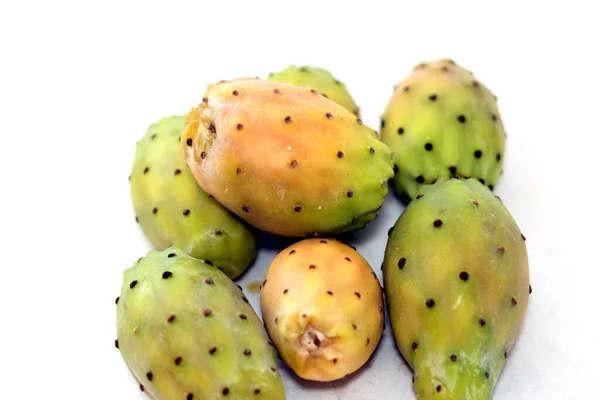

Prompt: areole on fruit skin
[182,77,394,237]
[260,238,384,382]
[129,115,258,279]
[115,247,286,400]
[383,178,530,399]
[380,59,506,203]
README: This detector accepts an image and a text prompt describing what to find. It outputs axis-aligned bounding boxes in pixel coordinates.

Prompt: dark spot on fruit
[398,257,406,269]
[425,143,433,151]
[208,124,216,133]
[236,167,243,175]
[357,118,363,125]
[327,291,333,295]
[488,185,494,190]
[416,175,425,183]
[352,215,359,223]
[326,112,333,119]
[239,313,247,320]
[460,271,469,281]
[135,216,139,223]
[397,127,404,135]
[236,123,244,131]
[347,189,354,198]
[345,257,352,262]
[242,296,249,303]
[140,384,144,392]
[353,324,357,330]
[436,385,442,392]
[274,89,280,94]
[254,389,261,395]
[412,342,418,351]
[485,371,490,379]
[450,354,457,362]
[275,317,278,324]
[479,317,486,327]
[150,134,157,140]
[302,314,307,318]
[333,358,338,364]
[429,94,437,101]
[498,245,505,253]
[129,280,138,289]
[232,90,239,96]
[426,299,435,308]
[337,151,344,158]
[168,315,175,323]
[202,97,208,103]
[511,297,518,306]
[186,138,193,146]
[504,351,508,358]
[472,81,479,87]
[294,204,303,212]
[146,372,153,381]
[204,309,212,316]
[355,292,361,298]
[472,200,479,206]
[152,207,158,214]
[183,209,190,216]
[322,93,329,98]
[309,264,316,269]
[320,240,327,244]
[433,219,443,227]
[458,115,466,123]
[222,388,229,395]
[369,147,375,154]
[402,85,410,92]
[143,167,149,174]
[283,289,288,294]
[310,89,317,94]
[478,178,485,185]
[167,253,177,258]
[242,205,251,212]
[416,194,424,199]
[474,150,482,159]
[284,116,292,123]
[529,285,532,294]
[205,278,214,285]
[449,166,457,175]
[290,159,298,168]
[174,356,182,365]
[521,233,527,241]
[115,339,119,348]
[244,349,252,356]
[187,394,194,400]
[115,296,119,305]
[492,114,497,121]
[271,367,277,372]
[367,338,371,345]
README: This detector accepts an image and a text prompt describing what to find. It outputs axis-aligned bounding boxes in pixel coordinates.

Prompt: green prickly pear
[116,247,286,400]
[129,115,258,279]
[260,238,384,382]
[183,78,393,237]
[382,178,530,399]
[380,59,505,202]
[267,65,360,116]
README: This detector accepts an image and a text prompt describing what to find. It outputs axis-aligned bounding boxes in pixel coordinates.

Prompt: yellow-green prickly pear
[267,65,360,116]
[383,178,530,399]
[183,78,393,237]
[380,59,505,203]
[261,238,384,382]
[129,115,258,279]
[116,247,286,399]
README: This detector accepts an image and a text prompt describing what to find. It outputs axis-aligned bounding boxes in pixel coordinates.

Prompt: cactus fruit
[116,247,286,400]
[267,65,360,116]
[382,178,530,399]
[260,238,384,381]
[183,78,394,237]
[380,59,505,202]
[130,115,258,279]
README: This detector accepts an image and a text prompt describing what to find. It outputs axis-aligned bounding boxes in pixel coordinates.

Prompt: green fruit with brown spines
[183,78,394,237]
[383,178,530,399]
[267,65,360,116]
[116,247,286,400]
[129,115,258,279]
[380,59,505,202]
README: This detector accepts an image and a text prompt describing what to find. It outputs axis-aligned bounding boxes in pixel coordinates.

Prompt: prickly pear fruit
[260,238,384,381]
[130,115,258,279]
[116,247,286,400]
[183,78,394,237]
[382,178,530,399]
[267,65,360,116]
[380,59,505,202]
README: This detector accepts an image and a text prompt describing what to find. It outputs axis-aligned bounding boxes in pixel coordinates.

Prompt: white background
[1,1,598,399]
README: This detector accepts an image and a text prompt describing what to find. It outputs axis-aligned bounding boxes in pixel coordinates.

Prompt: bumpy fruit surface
[261,238,384,381]
[183,78,393,237]
[383,178,530,399]
[130,115,258,279]
[380,59,505,202]
[116,247,286,400]
[268,65,360,116]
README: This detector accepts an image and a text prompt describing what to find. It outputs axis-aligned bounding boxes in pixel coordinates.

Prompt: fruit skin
[116,247,286,400]
[183,78,394,237]
[260,238,384,382]
[130,115,258,279]
[267,65,360,116]
[382,178,530,399]
[380,59,505,203]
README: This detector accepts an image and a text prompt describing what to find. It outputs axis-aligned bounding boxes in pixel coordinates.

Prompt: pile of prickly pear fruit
[115,60,531,399]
